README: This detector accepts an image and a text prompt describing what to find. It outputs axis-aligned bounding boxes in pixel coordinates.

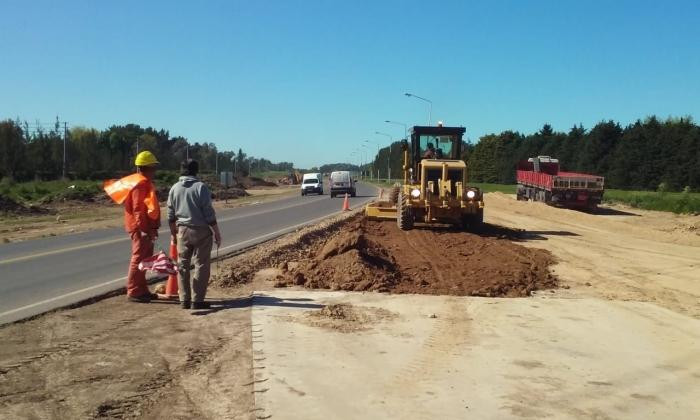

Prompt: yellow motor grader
[365,124,484,230]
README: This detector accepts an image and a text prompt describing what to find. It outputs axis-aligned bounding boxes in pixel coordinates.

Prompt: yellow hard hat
[135,150,159,167]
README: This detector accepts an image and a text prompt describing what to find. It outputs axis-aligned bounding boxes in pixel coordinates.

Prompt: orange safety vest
[103,173,160,220]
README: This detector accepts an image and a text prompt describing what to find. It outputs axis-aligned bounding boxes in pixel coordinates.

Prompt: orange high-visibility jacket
[104,173,160,233]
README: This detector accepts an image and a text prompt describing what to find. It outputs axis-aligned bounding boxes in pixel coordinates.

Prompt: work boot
[181,300,191,309]
[191,301,211,310]
[127,294,151,303]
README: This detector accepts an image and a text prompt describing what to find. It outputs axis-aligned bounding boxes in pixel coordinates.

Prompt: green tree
[0,120,26,180]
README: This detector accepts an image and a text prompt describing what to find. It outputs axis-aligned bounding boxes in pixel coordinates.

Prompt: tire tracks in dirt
[0,311,160,378]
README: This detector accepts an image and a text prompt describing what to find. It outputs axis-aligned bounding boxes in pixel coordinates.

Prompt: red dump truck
[516,156,604,211]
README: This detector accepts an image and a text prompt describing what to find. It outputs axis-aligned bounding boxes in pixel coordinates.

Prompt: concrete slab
[250,290,700,419]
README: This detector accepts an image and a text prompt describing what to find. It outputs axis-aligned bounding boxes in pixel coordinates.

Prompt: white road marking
[0,277,126,317]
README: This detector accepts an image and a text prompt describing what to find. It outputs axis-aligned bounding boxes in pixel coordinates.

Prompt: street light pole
[350,151,359,178]
[373,133,393,182]
[354,148,365,179]
[365,139,382,180]
[63,122,67,179]
[384,120,408,140]
[360,144,371,180]
[404,93,433,126]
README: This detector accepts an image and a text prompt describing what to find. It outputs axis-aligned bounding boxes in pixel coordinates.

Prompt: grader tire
[389,186,400,204]
[397,191,414,231]
[462,209,484,232]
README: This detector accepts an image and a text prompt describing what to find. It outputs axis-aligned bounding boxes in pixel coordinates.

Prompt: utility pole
[214,147,218,177]
[63,122,67,179]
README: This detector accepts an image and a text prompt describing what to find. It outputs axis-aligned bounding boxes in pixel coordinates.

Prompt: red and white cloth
[138,251,178,275]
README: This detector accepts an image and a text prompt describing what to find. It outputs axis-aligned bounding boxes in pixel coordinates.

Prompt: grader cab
[365,124,484,230]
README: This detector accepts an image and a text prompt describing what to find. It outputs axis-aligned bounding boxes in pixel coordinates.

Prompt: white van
[301,173,323,196]
[329,171,356,198]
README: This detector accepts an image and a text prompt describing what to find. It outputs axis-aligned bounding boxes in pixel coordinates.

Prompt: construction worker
[124,151,161,303]
[167,159,222,310]
[423,142,436,159]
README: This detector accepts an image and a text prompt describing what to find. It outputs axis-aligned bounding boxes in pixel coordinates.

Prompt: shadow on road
[592,206,641,216]
[478,223,580,241]
[328,195,376,198]
[190,294,323,316]
[406,222,579,242]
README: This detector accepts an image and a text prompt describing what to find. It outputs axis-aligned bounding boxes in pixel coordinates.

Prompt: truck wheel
[397,191,414,231]
[351,190,356,197]
[330,193,335,198]
[301,191,305,196]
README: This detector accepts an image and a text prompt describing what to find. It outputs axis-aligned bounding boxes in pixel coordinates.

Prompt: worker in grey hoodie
[167,159,222,310]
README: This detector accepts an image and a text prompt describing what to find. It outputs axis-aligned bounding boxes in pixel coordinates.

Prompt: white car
[329,171,356,198]
[301,173,323,196]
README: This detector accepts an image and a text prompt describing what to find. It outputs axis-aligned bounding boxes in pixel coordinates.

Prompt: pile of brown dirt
[239,176,277,188]
[211,188,249,200]
[275,217,558,297]
[278,219,400,292]
[213,211,362,288]
[299,303,397,333]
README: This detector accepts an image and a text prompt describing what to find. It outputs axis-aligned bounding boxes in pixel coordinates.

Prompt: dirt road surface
[485,192,700,318]
[1,193,698,418]
[0,287,256,419]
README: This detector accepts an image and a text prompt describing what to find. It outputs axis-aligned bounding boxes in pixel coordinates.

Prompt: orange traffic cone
[159,241,179,299]
[342,193,350,211]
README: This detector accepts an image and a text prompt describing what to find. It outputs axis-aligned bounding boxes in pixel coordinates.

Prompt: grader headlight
[466,190,476,199]
[410,188,421,198]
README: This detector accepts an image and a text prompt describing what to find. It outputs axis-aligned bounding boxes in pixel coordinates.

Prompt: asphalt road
[0,182,377,324]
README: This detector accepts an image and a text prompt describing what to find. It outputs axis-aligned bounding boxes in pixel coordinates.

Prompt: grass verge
[604,189,700,214]
[1,179,102,204]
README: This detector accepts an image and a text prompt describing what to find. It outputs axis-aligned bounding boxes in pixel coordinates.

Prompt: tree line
[0,119,294,181]
[370,116,699,191]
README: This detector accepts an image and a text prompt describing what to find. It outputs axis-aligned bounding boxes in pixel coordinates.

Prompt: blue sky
[1,0,699,168]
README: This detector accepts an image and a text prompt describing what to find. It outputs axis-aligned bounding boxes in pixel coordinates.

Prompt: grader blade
[365,202,397,220]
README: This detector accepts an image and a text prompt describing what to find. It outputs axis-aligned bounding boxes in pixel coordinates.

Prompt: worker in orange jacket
[123,151,161,303]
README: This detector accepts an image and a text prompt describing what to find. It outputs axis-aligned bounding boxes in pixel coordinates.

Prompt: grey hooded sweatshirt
[167,176,217,227]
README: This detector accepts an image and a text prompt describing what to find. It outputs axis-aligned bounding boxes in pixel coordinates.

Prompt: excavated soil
[211,187,249,200]
[298,303,397,333]
[255,215,557,297]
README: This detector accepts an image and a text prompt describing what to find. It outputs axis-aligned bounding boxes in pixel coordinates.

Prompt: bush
[155,170,179,186]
